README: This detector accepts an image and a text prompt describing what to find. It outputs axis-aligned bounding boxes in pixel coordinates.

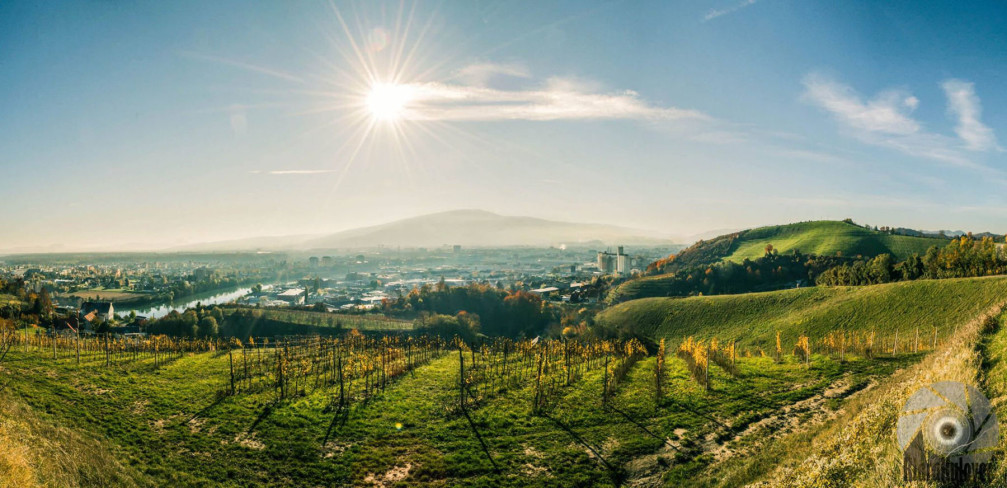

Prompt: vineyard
[217,306,415,332]
[3,277,1004,486]
[0,322,931,487]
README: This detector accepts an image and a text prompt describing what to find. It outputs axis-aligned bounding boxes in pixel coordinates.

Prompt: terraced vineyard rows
[0,326,929,487]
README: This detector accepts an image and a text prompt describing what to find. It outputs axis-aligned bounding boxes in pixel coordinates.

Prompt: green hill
[597,275,1007,350]
[720,220,946,262]
[608,220,951,302]
[661,220,946,270]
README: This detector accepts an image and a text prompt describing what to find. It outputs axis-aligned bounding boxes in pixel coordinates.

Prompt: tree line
[146,307,221,337]
[147,306,346,338]
[610,247,850,302]
[816,235,1007,286]
[382,282,558,338]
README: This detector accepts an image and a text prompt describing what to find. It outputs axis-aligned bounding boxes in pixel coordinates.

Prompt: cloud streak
[391,76,707,122]
[942,79,999,151]
[801,73,999,168]
[453,62,531,86]
[179,51,305,83]
[801,73,920,135]
[250,170,337,175]
[704,0,758,21]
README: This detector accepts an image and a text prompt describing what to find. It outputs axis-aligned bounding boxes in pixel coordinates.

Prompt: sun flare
[366,83,413,121]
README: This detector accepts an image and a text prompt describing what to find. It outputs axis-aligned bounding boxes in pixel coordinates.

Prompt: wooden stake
[705,343,711,391]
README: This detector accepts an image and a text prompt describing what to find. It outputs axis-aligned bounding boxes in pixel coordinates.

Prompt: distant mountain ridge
[299,209,675,249]
[162,210,677,252]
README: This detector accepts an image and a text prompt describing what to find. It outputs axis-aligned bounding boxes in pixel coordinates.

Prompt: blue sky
[3,0,1007,250]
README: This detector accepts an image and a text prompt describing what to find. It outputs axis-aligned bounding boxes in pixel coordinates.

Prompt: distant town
[0,244,680,336]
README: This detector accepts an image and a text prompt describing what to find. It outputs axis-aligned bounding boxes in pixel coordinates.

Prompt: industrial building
[597,246,631,275]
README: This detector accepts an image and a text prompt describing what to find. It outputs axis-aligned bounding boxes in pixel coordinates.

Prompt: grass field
[752,298,1007,486]
[597,275,1007,350]
[69,288,148,303]
[0,339,918,487]
[5,276,1007,486]
[720,220,946,263]
[0,392,139,488]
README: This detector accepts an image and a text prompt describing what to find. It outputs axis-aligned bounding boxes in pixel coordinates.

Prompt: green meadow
[598,275,1007,350]
[719,220,946,263]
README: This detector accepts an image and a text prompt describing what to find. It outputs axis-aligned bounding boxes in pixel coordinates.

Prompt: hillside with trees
[648,220,948,275]
[607,249,847,303]
[815,234,1006,285]
[612,220,958,302]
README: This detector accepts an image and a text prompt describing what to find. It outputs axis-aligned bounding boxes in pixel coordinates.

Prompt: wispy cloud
[704,0,758,21]
[178,51,305,83]
[801,73,920,135]
[250,170,337,175]
[942,79,999,151]
[453,62,531,86]
[393,74,707,122]
[801,73,999,168]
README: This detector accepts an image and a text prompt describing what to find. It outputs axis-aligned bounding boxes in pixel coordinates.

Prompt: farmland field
[5,277,1007,486]
[0,335,918,487]
[69,288,149,303]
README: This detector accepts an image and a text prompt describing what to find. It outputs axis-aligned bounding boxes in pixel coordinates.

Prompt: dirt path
[623,374,877,487]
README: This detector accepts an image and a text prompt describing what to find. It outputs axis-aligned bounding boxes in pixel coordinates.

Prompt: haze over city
[4,0,1007,251]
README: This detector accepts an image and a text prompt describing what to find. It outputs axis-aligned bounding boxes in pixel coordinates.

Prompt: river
[120,286,254,319]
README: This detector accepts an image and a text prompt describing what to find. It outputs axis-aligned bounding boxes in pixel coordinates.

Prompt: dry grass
[0,393,141,488]
[755,300,1007,487]
[69,289,145,302]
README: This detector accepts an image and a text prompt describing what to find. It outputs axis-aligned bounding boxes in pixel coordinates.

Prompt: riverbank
[120,286,257,319]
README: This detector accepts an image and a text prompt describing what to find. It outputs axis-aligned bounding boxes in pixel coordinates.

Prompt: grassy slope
[0,342,912,487]
[598,276,1007,349]
[606,274,697,303]
[980,311,1007,485]
[0,392,140,488]
[721,220,946,263]
[755,298,1007,486]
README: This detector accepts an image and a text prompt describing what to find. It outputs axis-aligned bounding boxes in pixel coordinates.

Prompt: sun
[365,83,413,121]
